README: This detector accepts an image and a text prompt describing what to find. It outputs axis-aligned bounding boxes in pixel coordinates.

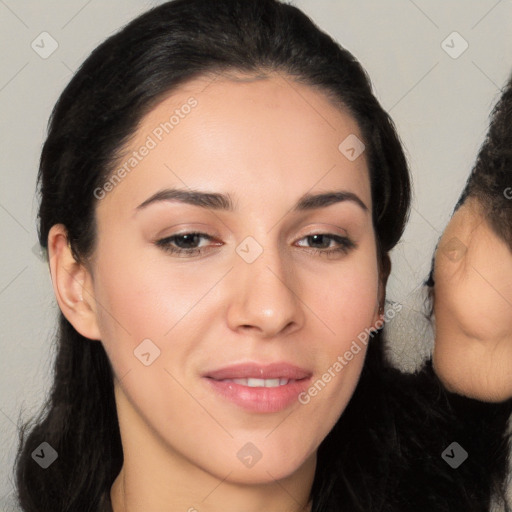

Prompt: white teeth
[225,378,291,387]
[248,378,266,387]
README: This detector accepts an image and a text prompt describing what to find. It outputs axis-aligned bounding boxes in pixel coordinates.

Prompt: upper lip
[204,362,312,380]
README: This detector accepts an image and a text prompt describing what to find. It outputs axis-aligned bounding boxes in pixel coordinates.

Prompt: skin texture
[433,195,512,402]
[47,73,385,511]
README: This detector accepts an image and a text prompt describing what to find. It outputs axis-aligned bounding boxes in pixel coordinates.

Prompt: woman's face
[433,196,512,402]
[82,74,381,488]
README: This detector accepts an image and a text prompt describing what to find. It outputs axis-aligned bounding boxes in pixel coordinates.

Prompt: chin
[206,447,314,486]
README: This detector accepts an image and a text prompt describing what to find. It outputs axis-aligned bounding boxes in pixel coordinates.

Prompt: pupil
[177,234,199,249]
[310,234,327,248]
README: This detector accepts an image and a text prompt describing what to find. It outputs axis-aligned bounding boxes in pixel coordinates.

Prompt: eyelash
[155,232,356,258]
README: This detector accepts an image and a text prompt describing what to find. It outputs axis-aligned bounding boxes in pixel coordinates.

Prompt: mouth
[203,361,311,381]
[202,362,312,413]
[215,377,298,387]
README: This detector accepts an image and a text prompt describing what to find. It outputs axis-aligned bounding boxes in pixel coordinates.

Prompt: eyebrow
[135,188,368,214]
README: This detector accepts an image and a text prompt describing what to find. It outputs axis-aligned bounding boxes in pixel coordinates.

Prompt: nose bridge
[227,232,303,336]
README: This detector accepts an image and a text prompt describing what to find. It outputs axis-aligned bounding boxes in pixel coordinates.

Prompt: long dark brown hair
[15,1,511,510]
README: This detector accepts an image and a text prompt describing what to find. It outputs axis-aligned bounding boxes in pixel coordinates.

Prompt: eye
[155,232,356,258]
[295,234,356,257]
[155,232,217,257]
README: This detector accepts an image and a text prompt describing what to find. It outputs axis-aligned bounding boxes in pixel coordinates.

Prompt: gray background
[1,0,512,504]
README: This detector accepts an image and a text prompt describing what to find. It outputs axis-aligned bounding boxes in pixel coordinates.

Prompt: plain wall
[1,0,511,504]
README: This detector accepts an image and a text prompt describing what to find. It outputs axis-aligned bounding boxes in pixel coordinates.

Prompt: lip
[202,362,312,413]
[203,362,312,380]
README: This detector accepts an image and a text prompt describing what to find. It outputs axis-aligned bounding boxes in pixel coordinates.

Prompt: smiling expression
[75,72,382,492]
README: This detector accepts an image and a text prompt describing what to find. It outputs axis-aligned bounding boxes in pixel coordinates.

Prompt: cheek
[310,249,380,341]
[295,249,379,415]
[90,246,181,372]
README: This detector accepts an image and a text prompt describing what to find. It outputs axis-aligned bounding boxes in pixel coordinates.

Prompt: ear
[374,252,391,325]
[47,224,101,340]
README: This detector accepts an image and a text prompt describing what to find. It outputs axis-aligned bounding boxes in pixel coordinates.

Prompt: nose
[226,243,305,339]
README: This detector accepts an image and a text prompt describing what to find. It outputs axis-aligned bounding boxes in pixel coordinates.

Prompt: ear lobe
[48,224,101,340]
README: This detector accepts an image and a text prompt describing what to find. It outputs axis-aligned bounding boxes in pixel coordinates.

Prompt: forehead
[98,73,371,218]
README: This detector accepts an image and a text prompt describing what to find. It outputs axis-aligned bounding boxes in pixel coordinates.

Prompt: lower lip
[203,377,311,413]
